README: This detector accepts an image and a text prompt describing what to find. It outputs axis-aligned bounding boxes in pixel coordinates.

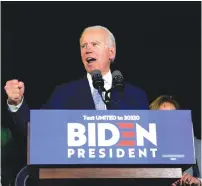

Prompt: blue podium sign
[29,110,195,165]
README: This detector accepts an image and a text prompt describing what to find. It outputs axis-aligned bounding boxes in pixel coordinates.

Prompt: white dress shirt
[7,97,24,112]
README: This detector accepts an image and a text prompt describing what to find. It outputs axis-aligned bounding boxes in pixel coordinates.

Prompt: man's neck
[101,69,110,77]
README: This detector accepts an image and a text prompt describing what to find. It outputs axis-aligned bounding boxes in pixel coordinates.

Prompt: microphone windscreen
[90,69,104,90]
[90,69,102,78]
[112,70,125,92]
[112,70,123,79]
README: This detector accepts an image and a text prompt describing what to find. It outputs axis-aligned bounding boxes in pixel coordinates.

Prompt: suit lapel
[76,77,95,109]
[110,88,129,110]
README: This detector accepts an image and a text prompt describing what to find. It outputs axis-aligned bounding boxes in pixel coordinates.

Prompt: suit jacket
[10,77,149,137]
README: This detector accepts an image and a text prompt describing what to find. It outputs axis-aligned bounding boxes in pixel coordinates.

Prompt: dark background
[2,1,201,138]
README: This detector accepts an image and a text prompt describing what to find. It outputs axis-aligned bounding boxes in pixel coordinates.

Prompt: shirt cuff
[7,97,24,112]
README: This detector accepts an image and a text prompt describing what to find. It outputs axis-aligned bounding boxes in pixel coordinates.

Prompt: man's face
[159,102,176,110]
[80,29,115,75]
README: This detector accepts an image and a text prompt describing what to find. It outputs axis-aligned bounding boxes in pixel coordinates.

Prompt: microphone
[90,69,110,106]
[105,70,125,108]
[90,69,105,92]
[112,70,125,92]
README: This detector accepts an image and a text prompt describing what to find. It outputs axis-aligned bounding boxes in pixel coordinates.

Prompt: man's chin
[85,65,99,73]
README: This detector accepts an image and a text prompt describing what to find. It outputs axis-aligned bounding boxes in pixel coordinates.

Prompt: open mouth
[86,57,96,63]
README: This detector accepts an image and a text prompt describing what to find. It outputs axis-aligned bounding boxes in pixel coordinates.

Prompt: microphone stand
[104,88,121,108]
[97,86,123,109]
[97,87,111,108]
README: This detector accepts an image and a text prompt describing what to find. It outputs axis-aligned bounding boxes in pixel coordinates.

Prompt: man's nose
[85,43,93,49]
[85,45,93,53]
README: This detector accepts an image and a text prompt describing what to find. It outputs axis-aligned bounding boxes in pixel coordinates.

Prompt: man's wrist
[8,98,22,106]
[7,97,24,112]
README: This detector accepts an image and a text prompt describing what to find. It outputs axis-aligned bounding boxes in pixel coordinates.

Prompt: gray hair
[80,25,116,63]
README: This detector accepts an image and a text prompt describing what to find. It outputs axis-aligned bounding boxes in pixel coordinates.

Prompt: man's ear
[109,47,116,61]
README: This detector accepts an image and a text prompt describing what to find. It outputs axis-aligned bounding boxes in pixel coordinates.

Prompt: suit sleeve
[129,85,149,110]
[6,100,29,138]
[139,89,149,110]
[7,85,62,137]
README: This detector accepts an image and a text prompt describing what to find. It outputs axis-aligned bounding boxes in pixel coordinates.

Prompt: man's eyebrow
[81,41,101,45]
[80,42,88,47]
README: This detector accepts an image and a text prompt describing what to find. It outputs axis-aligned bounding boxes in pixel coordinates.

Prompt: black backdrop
[2,1,201,138]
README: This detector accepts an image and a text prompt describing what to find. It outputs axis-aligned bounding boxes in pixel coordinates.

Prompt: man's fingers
[5,87,20,92]
[18,81,24,88]
[172,179,180,186]
[188,177,200,186]
[9,93,21,100]
[4,80,24,93]
[181,174,194,186]
[180,173,188,186]
[188,179,194,185]
[18,82,25,96]
[10,79,19,84]
[5,88,21,94]
[5,79,19,86]
[4,79,25,105]
[5,84,19,89]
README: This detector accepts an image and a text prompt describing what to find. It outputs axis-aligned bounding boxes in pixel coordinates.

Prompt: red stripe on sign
[118,123,134,128]
[117,140,135,146]
[121,132,135,138]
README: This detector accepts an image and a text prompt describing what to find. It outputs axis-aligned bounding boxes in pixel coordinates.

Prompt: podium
[27,110,195,186]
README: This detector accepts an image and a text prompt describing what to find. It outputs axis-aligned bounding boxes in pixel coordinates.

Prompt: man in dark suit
[4,25,149,186]
[4,25,149,138]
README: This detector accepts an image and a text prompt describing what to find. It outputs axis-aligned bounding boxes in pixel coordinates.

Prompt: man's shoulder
[123,82,149,109]
[55,77,87,90]
[125,82,148,96]
[49,77,88,98]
